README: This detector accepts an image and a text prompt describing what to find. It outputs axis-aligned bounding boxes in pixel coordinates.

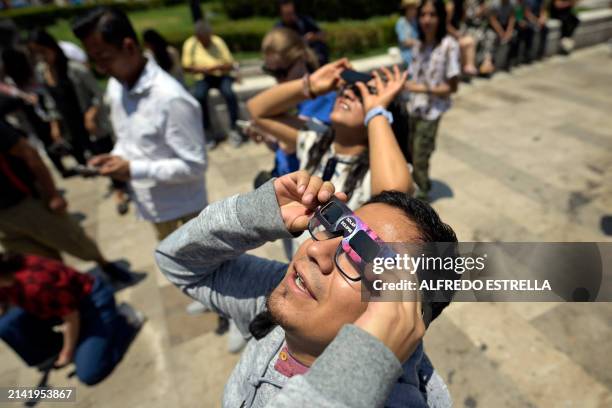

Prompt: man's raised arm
[155,180,291,332]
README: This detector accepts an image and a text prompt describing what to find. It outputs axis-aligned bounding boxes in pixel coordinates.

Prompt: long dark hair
[417,0,448,45]
[28,29,69,81]
[304,97,411,198]
[143,29,173,72]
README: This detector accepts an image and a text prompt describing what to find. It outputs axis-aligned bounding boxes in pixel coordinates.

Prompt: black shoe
[102,262,133,283]
[215,315,230,335]
[117,200,129,216]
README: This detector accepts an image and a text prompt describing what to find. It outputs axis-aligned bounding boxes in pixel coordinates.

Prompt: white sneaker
[227,319,247,354]
[186,301,211,315]
[117,302,146,329]
[560,37,575,54]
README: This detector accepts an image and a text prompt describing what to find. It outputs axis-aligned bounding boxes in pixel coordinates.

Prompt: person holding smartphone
[248,59,414,256]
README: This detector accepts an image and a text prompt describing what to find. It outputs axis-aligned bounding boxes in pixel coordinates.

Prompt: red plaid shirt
[0,255,93,319]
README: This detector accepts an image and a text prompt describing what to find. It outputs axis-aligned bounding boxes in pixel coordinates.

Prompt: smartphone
[340,69,373,85]
[72,164,100,177]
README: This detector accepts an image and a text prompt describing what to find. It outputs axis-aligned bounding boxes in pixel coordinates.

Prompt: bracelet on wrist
[302,74,316,99]
[364,106,394,127]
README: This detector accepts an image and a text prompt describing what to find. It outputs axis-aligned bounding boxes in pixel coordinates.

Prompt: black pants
[550,8,580,38]
[516,24,549,62]
[193,76,239,135]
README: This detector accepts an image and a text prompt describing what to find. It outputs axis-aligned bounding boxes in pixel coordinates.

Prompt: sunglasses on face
[308,197,394,282]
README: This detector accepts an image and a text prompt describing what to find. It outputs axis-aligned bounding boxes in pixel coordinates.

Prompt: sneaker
[228,130,245,148]
[227,319,247,354]
[116,200,129,216]
[117,302,146,329]
[102,262,133,283]
[560,37,575,54]
[185,301,211,315]
[215,315,230,335]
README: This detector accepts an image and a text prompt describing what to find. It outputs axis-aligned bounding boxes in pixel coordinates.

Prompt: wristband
[364,106,394,127]
[302,74,316,99]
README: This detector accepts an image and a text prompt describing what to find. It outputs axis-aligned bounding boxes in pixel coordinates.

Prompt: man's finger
[291,170,311,194]
[302,176,323,205]
[317,181,336,203]
[89,154,110,167]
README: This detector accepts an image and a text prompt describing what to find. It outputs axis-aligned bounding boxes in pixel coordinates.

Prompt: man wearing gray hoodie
[155,170,454,407]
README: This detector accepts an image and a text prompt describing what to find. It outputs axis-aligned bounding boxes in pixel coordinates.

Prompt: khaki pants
[0,198,103,262]
[153,212,199,241]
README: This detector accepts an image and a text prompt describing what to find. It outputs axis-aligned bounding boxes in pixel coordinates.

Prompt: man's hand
[90,154,131,181]
[47,194,68,213]
[354,288,425,362]
[309,58,352,96]
[273,170,347,233]
[355,65,408,113]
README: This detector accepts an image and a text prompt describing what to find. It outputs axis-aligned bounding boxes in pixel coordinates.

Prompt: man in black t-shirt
[276,0,329,65]
[0,114,130,283]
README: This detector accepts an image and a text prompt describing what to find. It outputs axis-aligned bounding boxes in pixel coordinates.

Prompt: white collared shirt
[105,58,207,222]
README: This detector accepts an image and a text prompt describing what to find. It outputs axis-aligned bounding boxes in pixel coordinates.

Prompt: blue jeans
[193,75,239,134]
[0,277,135,385]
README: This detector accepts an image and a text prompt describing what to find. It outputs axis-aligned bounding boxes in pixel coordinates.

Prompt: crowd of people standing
[0,0,586,403]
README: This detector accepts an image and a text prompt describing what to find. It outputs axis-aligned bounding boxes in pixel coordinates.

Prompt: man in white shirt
[72,7,208,240]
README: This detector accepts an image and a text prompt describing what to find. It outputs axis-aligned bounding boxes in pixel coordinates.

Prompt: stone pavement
[1,44,611,408]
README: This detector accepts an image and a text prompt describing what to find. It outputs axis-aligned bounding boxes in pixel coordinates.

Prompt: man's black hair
[417,0,448,45]
[365,191,456,243]
[366,191,459,322]
[72,7,138,48]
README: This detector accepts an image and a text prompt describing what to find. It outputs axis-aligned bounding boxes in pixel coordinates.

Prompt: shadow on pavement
[86,259,147,293]
[428,179,454,203]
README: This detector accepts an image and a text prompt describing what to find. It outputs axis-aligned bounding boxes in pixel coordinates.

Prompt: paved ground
[1,44,611,408]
